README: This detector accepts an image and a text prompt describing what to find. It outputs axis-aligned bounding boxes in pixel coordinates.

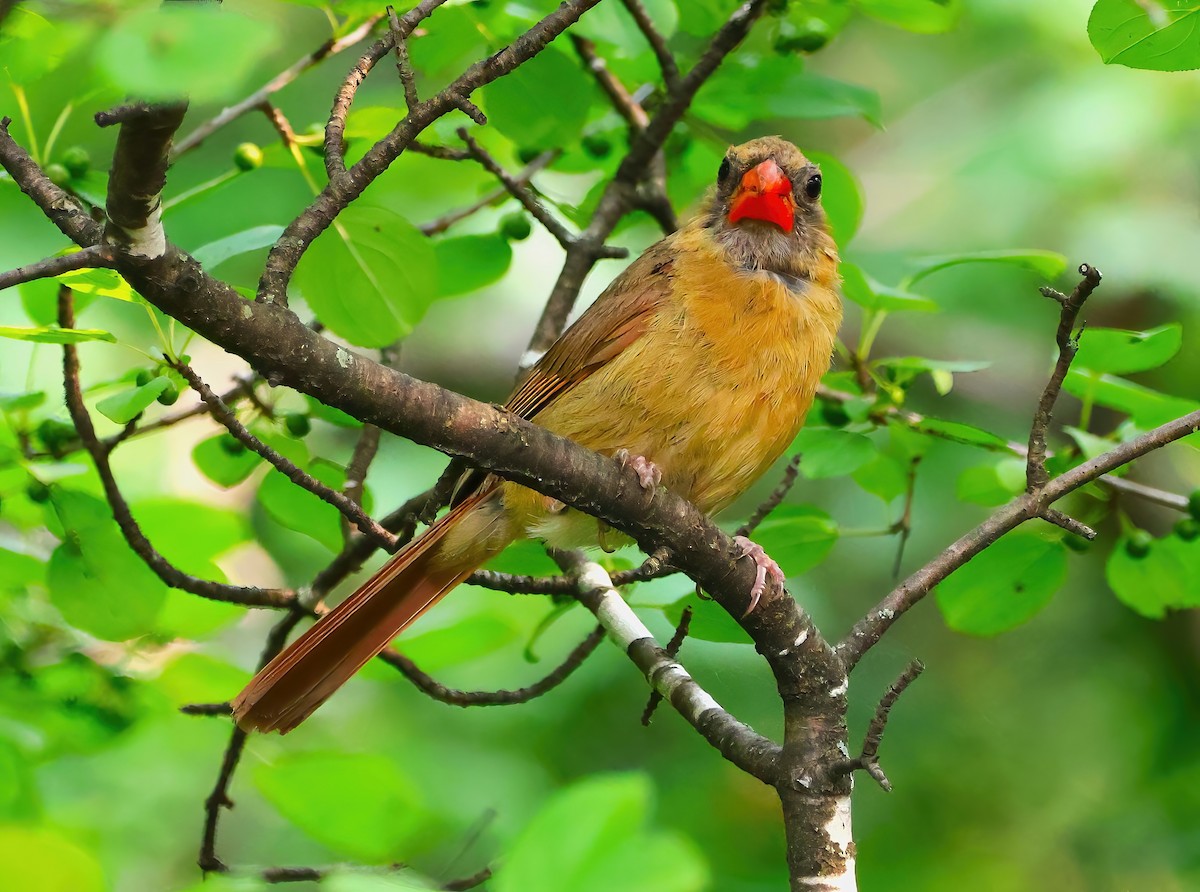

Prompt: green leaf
[855,0,963,33]
[96,5,279,102]
[750,505,839,576]
[1088,0,1200,71]
[664,591,749,643]
[0,546,44,595]
[94,378,170,424]
[192,434,262,488]
[936,532,1067,635]
[493,773,707,892]
[768,71,883,127]
[696,57,880,129]
[955,458,1025,507]
[853,452,910,502]
[305,395,363,429]
[915,417,1010,450]
[1073,324,1182,375]
[192,225,285,269]
[399,614,519,672]
[0,9,79,84]
[574,0,679,55]
[55,266,137,302]
[254,751,425,863]
[433,234,513,297]
[841,264,938,313]
[256,458,346,552]
[792,428,876,478]
[0,325,115,344]
[295,206,438,348]
[1106,534,1200,617]
[0,827,104,892]
[903,249,1068,289]
[807,151,863,247]
[1062,369,1199,428]
[875,356,991,395]
[482,47,594,149]
[46,489,168,640]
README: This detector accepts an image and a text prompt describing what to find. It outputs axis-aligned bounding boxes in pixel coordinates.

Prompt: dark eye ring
[804,173,822,200]
[717,158,731,183]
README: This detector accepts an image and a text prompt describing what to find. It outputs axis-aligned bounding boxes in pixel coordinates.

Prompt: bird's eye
[804,173,822,200]
[717,158,731,184]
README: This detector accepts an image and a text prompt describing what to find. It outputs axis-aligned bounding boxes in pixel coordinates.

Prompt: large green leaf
[295,206,438,348]
[792,428,877,478]
[0,325,115,344]
[750,505,839,576]
[482,46,594,149]
[936,532,1067,635]
[95,4,278,102]
[493,773,707,892]
[902,249,1068,289]
[45,489,168,640]
[574,0,679,55]
[254,751,425,863]
[0,8,79,84]
[1063,369,1199,428]
[0,826,105,892]
[433,233,513,297]
[256,458,347,552]
[855,0,963,33]
[841,264,938,313]
[1106,535,1200,618]
[807,151,863,247]
[1088,0,1200,71]
[94,378,171,424]
[1072,324,1182,375]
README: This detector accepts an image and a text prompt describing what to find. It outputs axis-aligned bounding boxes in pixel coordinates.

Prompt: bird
[232,135,842,733]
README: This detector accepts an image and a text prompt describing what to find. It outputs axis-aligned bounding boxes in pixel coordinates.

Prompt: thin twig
[641,605,692,725]
[174,361,399,551]
[388,5,421,111]
[419,149,559,236]
[619,0,680,90]
[341,424,382,543]
[835,659,924,792]
[173,15,383,158]
[56,288,295,609]
[570,35,650,130]
[379,623,606,706]
[891,456,920,579]
[0,244,114,291]
[736,454,802,538]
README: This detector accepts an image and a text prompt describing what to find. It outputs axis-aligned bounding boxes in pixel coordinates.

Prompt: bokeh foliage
[1,0,1199,890]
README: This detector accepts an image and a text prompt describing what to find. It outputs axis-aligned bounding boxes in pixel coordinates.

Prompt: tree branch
[0,117,101,245]
[0,244,114,291]
[619,0,680,90]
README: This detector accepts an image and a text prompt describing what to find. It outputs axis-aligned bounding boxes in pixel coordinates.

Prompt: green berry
[233,142,264,172]
[45,163,70,187]
[1062,534,1091,553]
[1124,529,1153,559]
[156,384,179,406]
[500,213,532,242]
[581,133,613,159]
[135,368,157,387]
[284,412,311,437]
[36,419,75,453]
[516,146,542,165]
[1188,490,1200,521]
[60,146,90,178]
[219,435,246,455]
[26,480,51,503]
[1174,517,1200,542]
[775,18,832,54]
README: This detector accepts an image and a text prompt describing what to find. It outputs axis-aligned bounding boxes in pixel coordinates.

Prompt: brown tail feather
[232,490,498,733]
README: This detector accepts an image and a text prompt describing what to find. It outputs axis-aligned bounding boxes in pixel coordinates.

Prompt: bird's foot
[614,449,662,491]
[733,535,784,616]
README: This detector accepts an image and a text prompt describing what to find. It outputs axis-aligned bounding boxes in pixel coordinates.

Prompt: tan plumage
[233,136,842,733]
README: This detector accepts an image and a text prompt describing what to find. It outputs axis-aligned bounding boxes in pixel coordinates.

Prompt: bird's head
[701,136,835,284]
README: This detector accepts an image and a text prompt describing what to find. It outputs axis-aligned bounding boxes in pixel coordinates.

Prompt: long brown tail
[232,490,498,734]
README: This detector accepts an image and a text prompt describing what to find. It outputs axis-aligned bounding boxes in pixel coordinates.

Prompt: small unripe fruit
[135,369,157,387]
[500,213,532,242]
[60,146,90,178]
[581,133,613,159]
[774,18,832,54]
[233,142,264,172]
[516,146,542,165]
[26,480,51,503]
[45,163,70,187]
[1174,517,1200,542]
[1188,490,1200,521]
[156,384,180,406]
[37,419,75,453]
[1062,534,1091,553]
[219,435,246,455]
[284,412,311,437]
[1124,529,1153,559]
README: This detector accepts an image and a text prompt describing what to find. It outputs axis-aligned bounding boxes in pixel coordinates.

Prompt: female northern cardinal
[233,136,841,733]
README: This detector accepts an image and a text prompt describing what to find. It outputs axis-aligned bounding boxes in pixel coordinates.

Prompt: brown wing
[505,239,676,420]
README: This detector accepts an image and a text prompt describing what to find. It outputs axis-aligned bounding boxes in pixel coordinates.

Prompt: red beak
[727,159,795,231]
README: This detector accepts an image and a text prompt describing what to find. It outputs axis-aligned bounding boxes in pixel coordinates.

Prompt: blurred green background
[1,1,1198,890]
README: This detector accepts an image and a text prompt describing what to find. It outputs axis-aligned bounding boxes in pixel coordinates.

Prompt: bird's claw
[733,535,784,616]
[614,449,662,491]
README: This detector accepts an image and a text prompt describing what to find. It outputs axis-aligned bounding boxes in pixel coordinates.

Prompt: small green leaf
[56,266,137,302]
[1088,0,1200,72]
[663,592,749,643]
[433,233,513,297]
[482,46,594,148]
[855,0,963,33]
[254,752,425,863]
[955,458,1025,506]
[1073,324,1182,375]
[750,505,839,576]
[792,428,876,478]
[1062,369,1199,428]
[399,614,518,672]
[256,458,346,552]
[0,325,116,344]
[903,249,1068,289]
[0,9,79,84]
[192,225,285,269]
[936,532,1067,635]
[95,378,171,424]
[305,395,363,429]
[915,417,1010,450]
[493,773,707,892]
[841,264,938,313]
[295,206,438,348]
[1106,534,1200,617]
[767,71,882,127]
[853,452,910,502]
[192,434,261,488]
